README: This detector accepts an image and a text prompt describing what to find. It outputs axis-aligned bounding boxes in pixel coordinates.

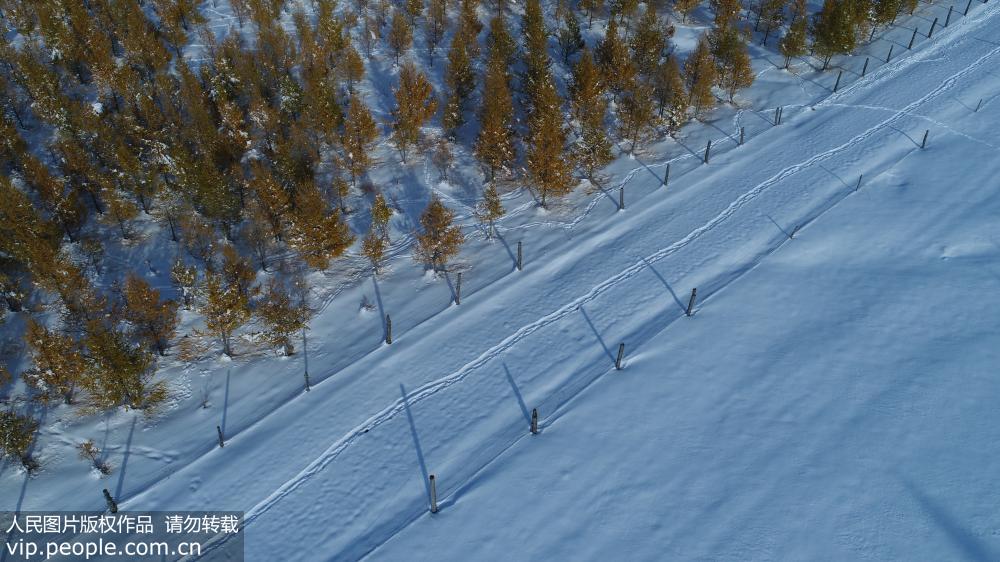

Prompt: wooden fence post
[531,408,539,434]
[103,489,118,514]
[619,187,624,211]
[965,0,972,14]
[975,99,983,112]
[455,272,462,305]
[429,474,439,513]
[834,70,843,92]
[385,315,392,344]
[739,126,745,145]
[304,371,311,392]
[704,140,712,164]
[945,5,953,25]
[928,17,938,37]
[517,241,523,271]
[217,426,225,448]
[908,28,917,49]
[921,129,929,148]
[615,343,625,370]
[855,174,863,191]
[663,163,670,188]
[686,288,698,317]
[862,57,869,77]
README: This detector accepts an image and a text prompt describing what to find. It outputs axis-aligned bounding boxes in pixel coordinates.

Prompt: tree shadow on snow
[399,384,431,504]
[502,363,531,424]
[580,306,615,365]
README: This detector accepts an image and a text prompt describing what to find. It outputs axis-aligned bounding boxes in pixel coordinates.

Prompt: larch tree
[342,94,379,187]
[475,27,516,181]
[527,78,575,206]
[570,48,604,119]
[256,277,311,355]
[170,260,198,310]
[653,56,688,132]
[341,44,366,92]
[812,0,857,70]
[713,27,754,102]
[249,163,291,241]
[220,245,258,300]
[631,7,667,76]
[362,229,386,274]
[201,272,251,357]
[23,319,88,405]
[711,0,743,28]
[558,12,586,64]
[475,182,506,238]
[674,0,700,22]
[392,62,438,162]
[522,0,550,109]
[486,14,517,68]
[287,183,355,269]
[619,79,656,154]
[0,411,38,469]
[432,138,455,180]
[759,0,789,43]
[872,0,902,29]
[83,321,165,412]
[122,274,180,356]
[442,29,476,133]
[406,0,424,22]
[415,196,465,271]
[363,193,394,273]
[520,0,575,205]
[427,0,448,64]
[388,10,413,65]
[580,0,605,27]
[781,0,809,68]
[596,18,635,100]
[684,35,717,117]
[571,50,614,179]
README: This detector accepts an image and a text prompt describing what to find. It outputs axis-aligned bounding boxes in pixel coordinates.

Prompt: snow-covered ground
[3,0,1000,560]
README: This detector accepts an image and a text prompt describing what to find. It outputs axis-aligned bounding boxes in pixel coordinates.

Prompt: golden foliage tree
[475,182,506,238]
[415,197,465,271]
[83,322,165,411]
[713,27,754,102]
[122,274,180,356]
[392,62,438,162]
[256,277,311,355]
[527,78,575,206]
[475,24,516,181]
[287,184,355,269]
[201,273,251,356]
[388,10,413,64]
[684,36,717,117]
[23,319,87,404]
[0,411,38,469]
[342,94,379,187]
[653,56,688,133]
[363,193,394,273]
